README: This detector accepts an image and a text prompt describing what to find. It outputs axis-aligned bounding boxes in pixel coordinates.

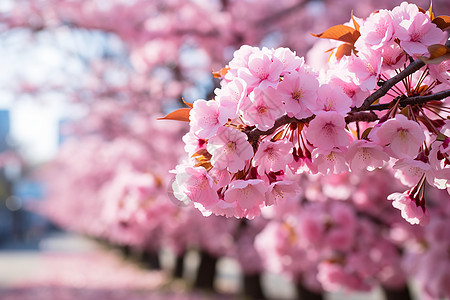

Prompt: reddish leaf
[351,10,360,31]
[311,25,361,44]
[361,127,373,139]
[182,98,193,108]
[419,44,450,64]
[212,67,230,78]
[271,130,285,142]
[335,43,354,59]
[437,132,448,142]
[432,15,450,31]
[157,108,191,122]
[428,0,435,20]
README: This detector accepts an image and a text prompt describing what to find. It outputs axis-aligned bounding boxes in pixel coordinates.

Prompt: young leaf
[158,108,191,122]
[419,44,450,64]
[182,98,193,108]
[335,43,354,59]
[428,0,434,20]
[351,10,360,31]
[311,25,361,45]
[212,67,230,78]
[361,127,373,139]
[432,15,450,31]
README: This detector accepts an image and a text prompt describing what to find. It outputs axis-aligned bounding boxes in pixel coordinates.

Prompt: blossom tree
[169,2,450,226]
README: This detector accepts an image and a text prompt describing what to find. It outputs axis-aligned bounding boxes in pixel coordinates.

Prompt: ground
[0,232,387,300]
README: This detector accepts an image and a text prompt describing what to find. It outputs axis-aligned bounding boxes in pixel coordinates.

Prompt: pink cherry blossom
[393,157,432,187]
[307,83,352,116]
[227,45,260,73]
[392,3,445,56]
[317,261,371,292]
[238,51,283,89]
[311,147,349,174]
[265,180,299,206]
[240,86,285,130]
[327,71,370,108]
[206,126,254,173]
[223,179,268,219]
[189,99,228,139]
[429,140,450,190]
[429,59,450,86]
[306,111,350,150]
[172,164,219,209]
[215,77,248,119]
[346,140,389,172]
[359,9,394,49]
[374,114,425,158]
[277,69,317,119]
[347,47,382,91]
[388,191,430,226]
[379,41,407,70]
[182,131,207,156]
[253,139,293,176]
[273,47,304,75]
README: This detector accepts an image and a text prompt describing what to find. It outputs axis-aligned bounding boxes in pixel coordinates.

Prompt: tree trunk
[119,245,131,258]
[296,283,324,300]
[141,250,161,270]
[194,250,217,290]
[382,285,412,300]
[173,253,185,278]
[243,272,266,300]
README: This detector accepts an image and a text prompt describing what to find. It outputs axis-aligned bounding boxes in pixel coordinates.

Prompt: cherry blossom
[172,164,218,210]
[252,139,293,176]
[238,51,283,89]
[346,140,389,172]
[206,126,254,173]
[306,111,350,150]
[388,191,430,226]
[223,179,268,219]
[189,99,228,139]
[373,114,426,158]
[308,83,352,116]
[277,70,317,119]
[392,2,445,56]
[359,9,395,49]
[241,86,285,130]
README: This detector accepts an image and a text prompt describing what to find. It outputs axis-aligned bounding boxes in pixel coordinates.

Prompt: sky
[0,28,84,164]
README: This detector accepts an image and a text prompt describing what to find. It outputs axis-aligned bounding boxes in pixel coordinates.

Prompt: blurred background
[0,0,448,299]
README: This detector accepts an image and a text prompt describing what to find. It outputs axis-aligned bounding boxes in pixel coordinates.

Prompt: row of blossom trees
[1,0,449,299]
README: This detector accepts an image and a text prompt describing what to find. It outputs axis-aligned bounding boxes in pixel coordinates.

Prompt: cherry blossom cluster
[252,169,409,292]
[171,1,450,225]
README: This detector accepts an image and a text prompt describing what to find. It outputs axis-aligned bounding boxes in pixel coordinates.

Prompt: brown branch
[355,59,425,111]
[365,89,450,111]
[355,38,450,112]
[255,0,307,26]
[245,115,312,144]
[345,111,378,123]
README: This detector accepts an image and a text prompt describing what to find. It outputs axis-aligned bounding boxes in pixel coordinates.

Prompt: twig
[355,59,425,111]
[365,89,450,111]
[356,38,450,112]
[345,111,378,123]
[255,0,307,26]
[245,115,311,144]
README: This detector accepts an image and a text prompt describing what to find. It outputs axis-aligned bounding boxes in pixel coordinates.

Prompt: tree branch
[355,38,450,112]
[245,115,311,144]
[355,60,425,111]
[365,89,450,111]
[345,111,378,123]
[255,0,307,26]
[244,39,450,144]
